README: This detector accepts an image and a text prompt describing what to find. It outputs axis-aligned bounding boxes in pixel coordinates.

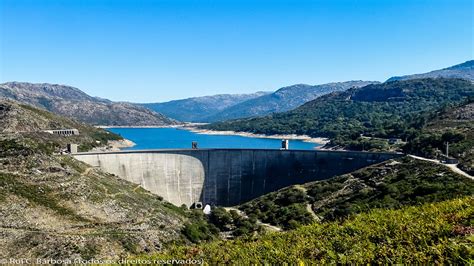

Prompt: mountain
[141,92,270,122]
[387,60,474,82]
[204,81,379,122]
[0,82,178,126]
[204,78,474,149]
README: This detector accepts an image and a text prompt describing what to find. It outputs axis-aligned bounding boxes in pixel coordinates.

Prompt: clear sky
[0,0,472,102]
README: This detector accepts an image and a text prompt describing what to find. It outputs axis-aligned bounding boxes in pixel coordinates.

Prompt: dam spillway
[73,149,402,207]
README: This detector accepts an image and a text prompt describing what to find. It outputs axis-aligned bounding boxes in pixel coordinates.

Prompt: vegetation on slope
[239,157,474,228]
[140,197,474,264]
[404,101,474,175]
[204,78,474,151]
[0,99,122,151]
[0,135,188,259]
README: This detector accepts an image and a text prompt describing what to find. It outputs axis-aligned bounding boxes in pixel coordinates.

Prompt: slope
[0,101,191,259]
[141,196,473,264]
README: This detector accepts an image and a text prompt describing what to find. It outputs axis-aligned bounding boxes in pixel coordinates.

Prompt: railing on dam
[73,149,403,207]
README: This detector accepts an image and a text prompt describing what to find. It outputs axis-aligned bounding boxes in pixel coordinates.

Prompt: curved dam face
[73,149,402,207]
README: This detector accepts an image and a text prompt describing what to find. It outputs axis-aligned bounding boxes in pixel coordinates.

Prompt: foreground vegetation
[140,197,474,264]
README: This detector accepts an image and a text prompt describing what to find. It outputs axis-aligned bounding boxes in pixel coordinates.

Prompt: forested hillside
[205,81,377,122]
[204,78,474,151]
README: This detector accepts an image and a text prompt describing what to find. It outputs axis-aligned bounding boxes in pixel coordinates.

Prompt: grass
[0,173,89,222]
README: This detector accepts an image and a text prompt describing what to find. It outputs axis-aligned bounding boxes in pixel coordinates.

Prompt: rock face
[142,92,270,122]
[204,81,379,122]
[387,60,474,82]
[0,82,178,126]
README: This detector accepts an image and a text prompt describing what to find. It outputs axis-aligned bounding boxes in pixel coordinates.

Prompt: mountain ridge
[387,60,474,82]
[0,82,178,126]
[142,91,270,122]
[205,80,379,122]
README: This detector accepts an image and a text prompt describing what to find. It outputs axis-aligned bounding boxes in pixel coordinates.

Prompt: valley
[1,60,473,263]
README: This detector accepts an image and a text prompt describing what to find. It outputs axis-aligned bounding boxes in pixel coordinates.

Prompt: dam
[73,149,402,207]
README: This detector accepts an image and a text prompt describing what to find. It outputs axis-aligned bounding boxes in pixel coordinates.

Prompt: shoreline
[91,139,136,152]
[99,124,330,147]
[96,124,186,129]
[182,126,330,145]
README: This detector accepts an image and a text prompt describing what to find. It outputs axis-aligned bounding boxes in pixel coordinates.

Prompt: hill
[387,60,474,82]
[204,78,474,150]
[0,82,177,126]
[0,99,125,151]
[404,100,474,175]
[141,196,473,264]
[238,156,474,229]
[205,81,378,122]
[142,92,270,122]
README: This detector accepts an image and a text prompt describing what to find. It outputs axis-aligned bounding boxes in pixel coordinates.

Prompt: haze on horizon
[0,0,472,102]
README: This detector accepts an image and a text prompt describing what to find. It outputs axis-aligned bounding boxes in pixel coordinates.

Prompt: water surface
[108,127,318,150]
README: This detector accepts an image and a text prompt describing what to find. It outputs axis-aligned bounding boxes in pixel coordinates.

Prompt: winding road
[408,155,473,180]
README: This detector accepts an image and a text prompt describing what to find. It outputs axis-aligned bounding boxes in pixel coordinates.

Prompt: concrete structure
[44,129,79,136]
[73,149,402,207]
[281,139,289,150]
[67,143,78,154]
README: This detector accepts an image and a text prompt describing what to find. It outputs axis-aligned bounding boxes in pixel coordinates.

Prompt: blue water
[108,127,318,150]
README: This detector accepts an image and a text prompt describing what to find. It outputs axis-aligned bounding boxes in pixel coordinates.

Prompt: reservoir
[108,127,319,150]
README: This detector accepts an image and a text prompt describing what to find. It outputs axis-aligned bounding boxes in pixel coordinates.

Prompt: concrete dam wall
[73,149,402,207]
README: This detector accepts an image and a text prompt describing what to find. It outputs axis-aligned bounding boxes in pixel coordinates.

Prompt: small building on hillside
[388,138,403,145]
[43,129,79,136]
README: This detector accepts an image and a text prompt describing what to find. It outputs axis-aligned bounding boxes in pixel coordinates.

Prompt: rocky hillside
[387,60,474,82]
[0,99,123,152]
[0,137,187,259]
[0,102,193,259]
[205,81,378,122]
[0,82,177,126]
[142,92,270,122]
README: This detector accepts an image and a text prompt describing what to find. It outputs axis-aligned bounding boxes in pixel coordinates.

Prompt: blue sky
[0,0,472,102]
